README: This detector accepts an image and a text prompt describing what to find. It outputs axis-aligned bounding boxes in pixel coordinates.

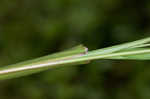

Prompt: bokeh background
[0,0,150,99]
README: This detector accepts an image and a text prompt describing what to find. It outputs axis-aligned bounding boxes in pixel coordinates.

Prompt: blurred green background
[0,0,150,99]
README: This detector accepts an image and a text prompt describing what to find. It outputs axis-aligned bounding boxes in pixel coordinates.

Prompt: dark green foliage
[0,0,150,99]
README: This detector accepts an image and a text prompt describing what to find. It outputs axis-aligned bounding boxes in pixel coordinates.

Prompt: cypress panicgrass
[1,37,150,80]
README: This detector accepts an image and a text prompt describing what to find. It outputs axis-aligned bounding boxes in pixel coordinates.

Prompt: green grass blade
[102,48,150,60]
[0,45,88,80]
[1,37,150,80]
[128,44,150,49]
[52,49,150,64]
[87,37,150,56]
